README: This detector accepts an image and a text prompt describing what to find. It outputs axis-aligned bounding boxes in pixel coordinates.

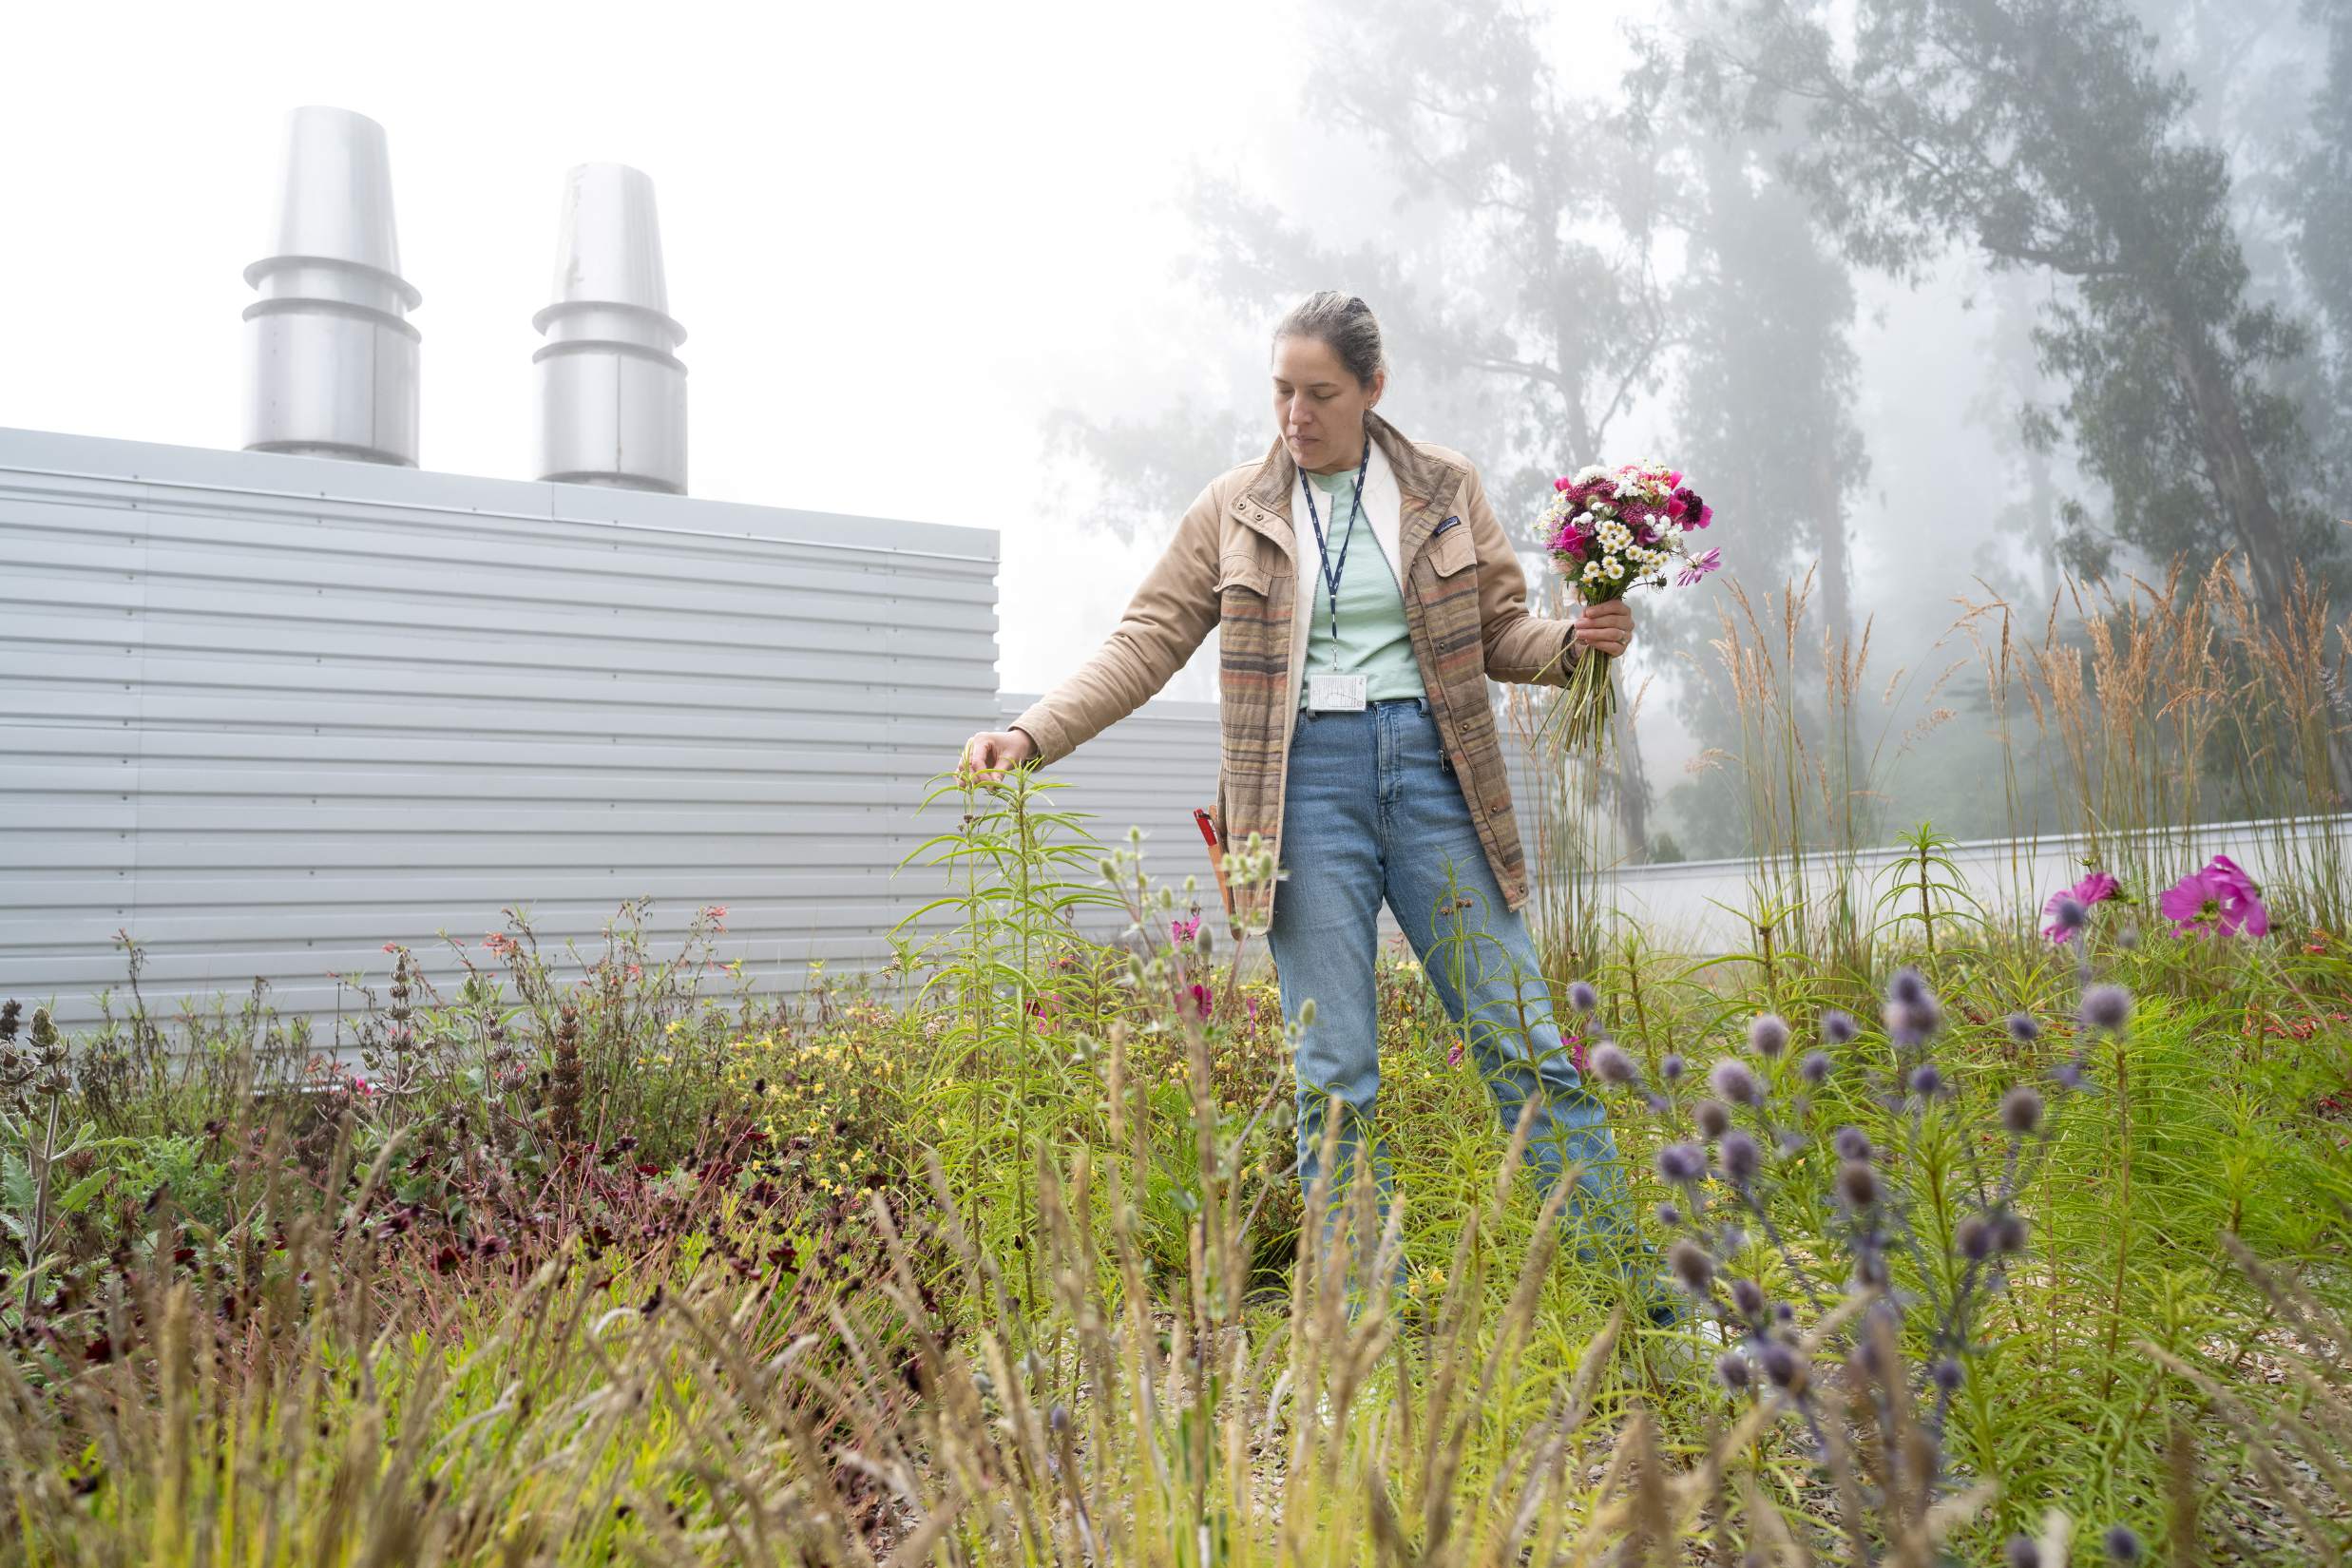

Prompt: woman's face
[1272,334,1385,474]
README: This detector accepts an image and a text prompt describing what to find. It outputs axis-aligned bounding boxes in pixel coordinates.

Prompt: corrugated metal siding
[0,428,999,1027]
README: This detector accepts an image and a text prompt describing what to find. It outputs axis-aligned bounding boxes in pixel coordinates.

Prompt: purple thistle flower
[1929,1357,1964,1392]
[1591,1042,1637,1085]
[1731,1277,1765,1317]
[2102,1524,2142,1563]
[1694,1099,1731,1138]
[1889,967,1931,1007]
[1956,1214,1993,1262]
[1655,1200,1681,1227]
[1747,1013,1789,1059]
[1718,1129,1761,1185]
[1993,1211,2030,1254]
[1715,1349,1751,1390]
[2081,984,2132,1034]
[1799,1050,1832,1085]
[2002,1085,2044,1135]
[1660,1052,1686,1082]
[2053,1058,2087,1092]
[2006,1012,2041,1043]
[2005,1538,2043,1568]
[2041,871,2118,944]
[1838,1160,1879,1209]
[1909,1062,1944,1098]
[1760,1341,1805,1389]
[1655,1142,1708,1184]
[1567,979,1599,1014]
[1821,1009,1859,1045]
[1708,1059,1763,1107]
[1833,1125,1873,1161]
[1669,1237,1715,1293]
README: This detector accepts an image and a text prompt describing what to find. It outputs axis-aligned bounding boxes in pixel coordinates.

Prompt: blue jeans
[1267,696,1637,1290]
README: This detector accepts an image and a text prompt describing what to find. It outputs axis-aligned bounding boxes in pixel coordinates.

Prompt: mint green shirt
[1298,465,1425,708]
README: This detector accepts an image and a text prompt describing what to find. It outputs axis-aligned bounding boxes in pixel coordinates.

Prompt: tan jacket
[1009,410,1583,930]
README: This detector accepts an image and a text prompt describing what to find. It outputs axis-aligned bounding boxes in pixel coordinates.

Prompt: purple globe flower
[1660,1052,1687,1082]
[2006,1012,2041,1043]
[1747,1013,1789,1059]
[1655,1141,1708,1184]
[1708,1059,1763,1108]
[1799,1050,1833,1085]
[1718,1128,1761,1185]
[2041,871,2118,944]
[1833,1125,1873,1161]
[2002,1085,2044,1135]
[1567,979,1600,1014]
[1715,1349,1751,1390]
[1668,1237,1715,1293]
[1693,1099,1731,1138]
[2081,984,2132,1034]
[1821,1008,1859,1046]
[1591,1042,1638,1085]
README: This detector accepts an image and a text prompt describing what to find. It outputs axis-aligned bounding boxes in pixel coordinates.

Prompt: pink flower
[2041,871,2120,944]
[1188,982,1214,1020]
[1566,1030,1589,1076]
[1674,548,1722,587]
[1447,1040,1465,1067]
[1171,914,1201,945]
[2159,854,2270,938]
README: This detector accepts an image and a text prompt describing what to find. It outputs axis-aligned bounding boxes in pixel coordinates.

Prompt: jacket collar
[1231,409,1464,568]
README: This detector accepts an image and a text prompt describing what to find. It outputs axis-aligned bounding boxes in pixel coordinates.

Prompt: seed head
[1956,1214,1993,1262]
[1655,1142,1707,1184]
[2001,1085,2044,1135]
[1799,1050,1832,1085]
[1833,1125,1873,1161]
[1694,1099,1731,1139]
[1716,1349,1751,1390]
[2082,985,2132,1034]
[1747,1013,1789,1059]
[1821,1009,1859,1045]
[1718,1129,1761,1185]
[1668,1237,1714,1294]
[1837,1160,1878,1209]
[1567,980,1599,1015]
[1993,1211,2030,1254]
[1760,1341,1806,1391]
[1708,1059,1762,1107]
[1591,1042,1637,1086]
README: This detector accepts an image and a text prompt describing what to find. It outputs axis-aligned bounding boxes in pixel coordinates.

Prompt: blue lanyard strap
[1298,439,1373,647]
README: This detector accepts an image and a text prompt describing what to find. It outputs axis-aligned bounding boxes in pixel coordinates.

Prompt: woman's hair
[1272,291,1386,388]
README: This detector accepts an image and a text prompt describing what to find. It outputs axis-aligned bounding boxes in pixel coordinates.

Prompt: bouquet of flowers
[1539,459,1722,750]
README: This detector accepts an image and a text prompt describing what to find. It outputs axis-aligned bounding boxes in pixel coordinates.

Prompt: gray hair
[1272,291,1386,388]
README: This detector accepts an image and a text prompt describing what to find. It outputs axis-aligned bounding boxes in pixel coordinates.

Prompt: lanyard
[1298,438,1373,651]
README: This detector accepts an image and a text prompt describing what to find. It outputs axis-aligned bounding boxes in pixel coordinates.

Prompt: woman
[962,292,1641,1291]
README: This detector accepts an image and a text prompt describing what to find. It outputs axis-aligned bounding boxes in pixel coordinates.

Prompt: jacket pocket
[1215,554,1273,596]
[1429,524,1477,579]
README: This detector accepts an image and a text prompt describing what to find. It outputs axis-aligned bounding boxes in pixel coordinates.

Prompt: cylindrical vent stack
[532,163,687,493]
[241,106,422,466]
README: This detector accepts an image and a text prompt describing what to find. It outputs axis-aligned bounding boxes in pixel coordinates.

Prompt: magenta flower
[2041,871,2120,944]
[1188,981,1215,1019]
[1675,547,1722,587]
[2159,854,2270,938]
[1171,913,1201,945]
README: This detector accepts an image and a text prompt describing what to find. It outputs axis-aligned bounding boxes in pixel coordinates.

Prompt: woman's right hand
[960,727,1038,779]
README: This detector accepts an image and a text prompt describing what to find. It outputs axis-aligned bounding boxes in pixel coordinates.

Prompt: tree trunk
[2161,300,2296,617]
[1814,446,1853,647]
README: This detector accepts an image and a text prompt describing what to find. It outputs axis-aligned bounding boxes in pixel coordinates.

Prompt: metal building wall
[0,428,998,1028]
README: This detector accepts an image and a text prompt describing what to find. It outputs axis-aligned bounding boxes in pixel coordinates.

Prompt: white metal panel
[0,427,998,1028]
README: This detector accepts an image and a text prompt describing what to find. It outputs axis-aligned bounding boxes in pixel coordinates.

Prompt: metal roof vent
[241,106,422,466]
[532,163,687,493]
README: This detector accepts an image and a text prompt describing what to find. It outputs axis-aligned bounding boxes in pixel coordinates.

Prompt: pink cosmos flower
[1675,547,1722,587]
[2159,854,2270,938]
[1188,982,1214,1020]
[1171,914,1201,945]
[2041,871,2120,944]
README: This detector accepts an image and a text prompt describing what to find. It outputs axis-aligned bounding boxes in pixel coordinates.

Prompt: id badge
[1308,672,1367,712]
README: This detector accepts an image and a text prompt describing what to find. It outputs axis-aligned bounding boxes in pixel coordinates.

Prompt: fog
[6,0,2342,860]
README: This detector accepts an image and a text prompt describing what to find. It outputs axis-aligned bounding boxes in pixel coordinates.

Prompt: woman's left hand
[1573,599,1635,659]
